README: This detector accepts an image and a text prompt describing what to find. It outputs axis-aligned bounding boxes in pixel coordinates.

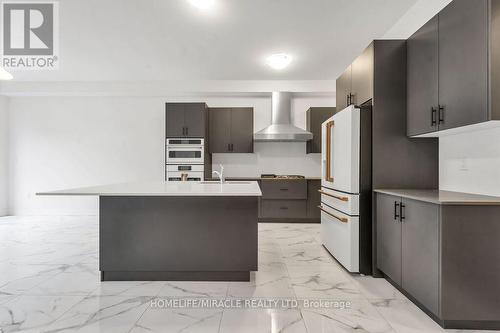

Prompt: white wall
[7,94,334,215]
[440,127,500,196]
[0,96,8,216]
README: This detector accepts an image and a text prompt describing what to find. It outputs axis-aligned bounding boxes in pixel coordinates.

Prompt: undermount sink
[198,181,251,185]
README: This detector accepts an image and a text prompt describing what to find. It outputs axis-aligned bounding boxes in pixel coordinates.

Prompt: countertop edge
[374,189,500,205]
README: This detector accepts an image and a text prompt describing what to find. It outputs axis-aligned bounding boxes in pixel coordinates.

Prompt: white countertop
[37,181,262,197]
[374,189,500,205]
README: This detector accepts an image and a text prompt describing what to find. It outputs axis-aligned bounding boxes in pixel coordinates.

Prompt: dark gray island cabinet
[375,189,500,330]
[38,181,262,282]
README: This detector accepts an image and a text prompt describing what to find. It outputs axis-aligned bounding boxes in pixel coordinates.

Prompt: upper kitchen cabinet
[209,107,254,153]
[438,0,488,131]
[335,40,438,190]
[165,102,208,138]
[306,107,336,154]
[351,44,374,107]
[336,65,352,111]
[407,15,439,136]
[407,0,500,137]
[335,45,374,110]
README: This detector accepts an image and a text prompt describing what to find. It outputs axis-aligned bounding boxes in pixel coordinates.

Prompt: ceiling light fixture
[266,53,293,70]
[187,0,215,10]
[0,67,13,80]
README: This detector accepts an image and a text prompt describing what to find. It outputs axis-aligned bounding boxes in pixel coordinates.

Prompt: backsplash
[440,126,500,196]
[212,142,321,177]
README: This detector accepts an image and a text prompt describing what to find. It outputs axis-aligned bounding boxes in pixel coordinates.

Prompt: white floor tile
[219,308,307,333]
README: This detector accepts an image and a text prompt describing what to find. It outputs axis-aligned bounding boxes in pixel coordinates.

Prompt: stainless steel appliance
[166,138,205,181]
[253,92,313,142]
[320,105,372,274]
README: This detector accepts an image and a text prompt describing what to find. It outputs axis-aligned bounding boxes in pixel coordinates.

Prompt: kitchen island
[39,181,262,281]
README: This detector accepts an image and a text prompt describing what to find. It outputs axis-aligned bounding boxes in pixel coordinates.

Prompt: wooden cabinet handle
[318,205,348,223]
[325,121,334,182]
[318,190,348,202]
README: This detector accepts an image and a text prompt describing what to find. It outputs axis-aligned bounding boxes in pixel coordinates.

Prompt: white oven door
[321,105,360,194]
[166,147,204,164]
[166,171,204,181]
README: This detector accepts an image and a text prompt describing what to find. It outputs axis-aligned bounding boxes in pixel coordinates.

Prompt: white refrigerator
[320,105,372,274]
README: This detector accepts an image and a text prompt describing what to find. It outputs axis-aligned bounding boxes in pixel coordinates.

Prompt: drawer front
[166,171,204,181]
[166,164,204,172]
[320,187,359,215]
[260,179,307,199]
[320,205,359,272]
[260,200,307,219]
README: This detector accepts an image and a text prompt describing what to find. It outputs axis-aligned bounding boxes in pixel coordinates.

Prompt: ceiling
[9,0,420,82]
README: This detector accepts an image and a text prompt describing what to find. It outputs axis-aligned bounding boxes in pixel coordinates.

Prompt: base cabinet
[259,179,320,223]
[377,193,439,316]
[401,198,440,316]
[375,191,500,330]
[376,193,402,285]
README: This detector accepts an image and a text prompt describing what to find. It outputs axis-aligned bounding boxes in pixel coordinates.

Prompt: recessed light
[266,53,292,70]
[187,0,215,10]
[0,67,13,80]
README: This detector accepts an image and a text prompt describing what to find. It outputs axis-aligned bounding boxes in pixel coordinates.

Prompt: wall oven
[166,138,205,181]
[166,138,204,165]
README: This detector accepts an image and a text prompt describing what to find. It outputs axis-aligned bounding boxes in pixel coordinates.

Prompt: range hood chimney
[254,92,313,142]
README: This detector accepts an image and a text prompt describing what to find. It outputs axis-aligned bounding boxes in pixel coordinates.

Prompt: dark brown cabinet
[438,0,489,131]
[306,107,335,154]
[165,103,207,138]
[259,179,320,222]
[407,0,500,137]
[230,108,254,153]
[208,108,231,153]
[336,65,352,111]
[401,198,440,315]
[351,44,374,106]
[376,192,439,315]
[336,45,374,110]
[375,190,500,329]
[376,193,402,285]
[209,108,253,153]
[407,15,439,136]
[306,180,321,219]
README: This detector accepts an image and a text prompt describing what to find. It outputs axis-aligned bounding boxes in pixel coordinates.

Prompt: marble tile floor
[0,216,497,333]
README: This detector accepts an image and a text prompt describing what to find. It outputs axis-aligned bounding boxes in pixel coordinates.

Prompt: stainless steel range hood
[254,92,313,142]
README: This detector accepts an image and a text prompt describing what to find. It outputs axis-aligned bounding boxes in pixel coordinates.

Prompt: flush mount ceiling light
[0,67,13,80]
[187,0,215,10]
[266,53,293,70]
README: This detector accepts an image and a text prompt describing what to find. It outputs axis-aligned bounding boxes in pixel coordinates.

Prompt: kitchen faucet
[212,164,225,184]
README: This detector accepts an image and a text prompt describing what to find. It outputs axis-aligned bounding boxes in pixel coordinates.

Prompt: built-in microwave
[166,138,204,165]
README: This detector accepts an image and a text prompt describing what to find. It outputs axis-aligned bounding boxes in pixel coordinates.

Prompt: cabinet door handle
[279,188,289,191]
[438,105,445,124]
[346,94,350,106]
[318,190,349,202]
[431,107,437,126]
[185,127,189,136]
[279,206,288,210]
[400,203,405,222]
[227,143,230,151]
[394,201,400,221]
[318,205,349,223]
[230,143,234,151]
